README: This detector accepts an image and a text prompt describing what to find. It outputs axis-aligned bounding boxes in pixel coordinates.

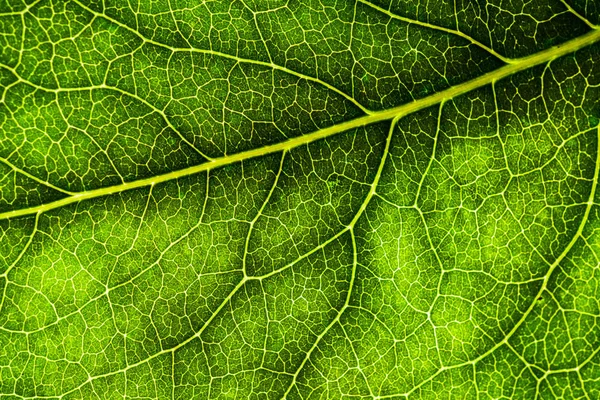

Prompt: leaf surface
[1,0,600,398]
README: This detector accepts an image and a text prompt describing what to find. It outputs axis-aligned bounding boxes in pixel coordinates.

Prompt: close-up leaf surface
[0,0,600,398]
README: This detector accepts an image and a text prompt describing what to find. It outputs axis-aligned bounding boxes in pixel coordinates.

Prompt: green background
[0,0,600,398]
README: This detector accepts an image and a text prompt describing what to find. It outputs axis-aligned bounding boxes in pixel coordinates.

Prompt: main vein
[1,28,600,222]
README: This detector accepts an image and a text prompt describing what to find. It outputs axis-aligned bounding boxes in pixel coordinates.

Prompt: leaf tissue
[0,0,600,398]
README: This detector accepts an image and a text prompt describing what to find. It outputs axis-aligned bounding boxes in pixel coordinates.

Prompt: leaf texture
[0,0,600,398]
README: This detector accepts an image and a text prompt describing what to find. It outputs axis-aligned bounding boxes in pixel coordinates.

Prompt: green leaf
[1,0,599,398]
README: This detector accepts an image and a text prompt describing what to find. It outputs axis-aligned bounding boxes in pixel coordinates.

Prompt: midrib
[2,28,600,221]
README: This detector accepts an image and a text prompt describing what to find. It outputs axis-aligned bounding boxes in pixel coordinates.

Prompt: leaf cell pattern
[0,0,599,398]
